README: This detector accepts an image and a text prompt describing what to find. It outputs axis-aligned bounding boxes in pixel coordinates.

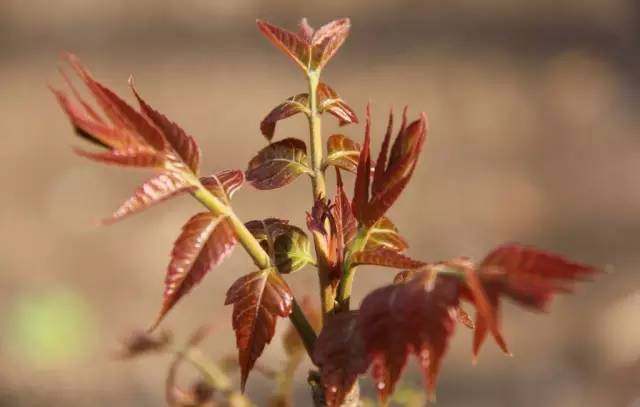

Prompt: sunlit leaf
[260,93,308,141]
[257,18,350,73]
[333,169,357,245]
[469,244,598,358]
[351,248,425,269]
[313,311,368,407]
[225,269,293,390]
[200,169,245,203]
[358,273,460,402]
[246,138,311,190]
[73,147,163,167]
[363,217,408,253]
[352,104,372,223]
[274,226,314,273]
[105,172,193,224]
[151,213,237,329]
[318,83,358,126]
[325,134,360,173]
[131,81,201,173]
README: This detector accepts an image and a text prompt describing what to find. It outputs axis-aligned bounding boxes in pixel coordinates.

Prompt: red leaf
[131,81,201,173]
[364,113,427,226]
[326,134,360,173]
[351,248,425,269]
[225,270,293,390]
[333,169,357,245]
[363,216,408,253]
[310,19,350,71]
[151,212,237,330]
[105,172,193,224]
[352,104,372,223]
[73,147,163,167]
[64,53,166,151]
[359,273,461,402]
[199,169,245,203]
[260,93,308,141]
[469,244,598,358]
[313,311,368,407]
[318,83,359,126]
[371,108,396,197]
[246,138,311,190]
[257,18,350,72]
[256,20,310,72]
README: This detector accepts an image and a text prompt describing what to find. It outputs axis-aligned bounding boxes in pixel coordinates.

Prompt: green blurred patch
[4,287,96,367]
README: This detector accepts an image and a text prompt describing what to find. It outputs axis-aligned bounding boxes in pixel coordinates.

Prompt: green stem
[336,227,369,310]
[187,175,317,356]
[306,71,334,320]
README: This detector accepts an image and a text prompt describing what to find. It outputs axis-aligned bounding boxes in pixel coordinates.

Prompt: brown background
[1,0,639,405]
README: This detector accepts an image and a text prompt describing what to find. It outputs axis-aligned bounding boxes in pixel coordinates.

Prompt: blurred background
[1,0,640,405]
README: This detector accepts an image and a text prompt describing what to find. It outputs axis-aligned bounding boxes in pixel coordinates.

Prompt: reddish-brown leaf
[352,104,372,223]
[351,248,425,269]
[64,53,166,151]
[257,19,350,73]
[363,216,408,253]
[333,169,357,245]
[151,213,237,330]
[105,172,193,224]
[260,93,309,141]
[326,134,360,173]
[313,311,368,407]
[371,108,396,197]
[74,147,163,167]
[225,270,293,391]
[469,244,598,358]
[310,19,350,71]
[364,113,427,226]
[256,20,310,72]
[131,81,201,173]
[199,169,245,203]
[358,273,461,402]
[246,138,311,190]
[318,83,359,126]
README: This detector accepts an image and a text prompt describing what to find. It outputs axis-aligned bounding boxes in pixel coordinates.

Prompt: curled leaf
[246,138,311,190]
[317,84,358,126]
[325,134,360,173]
[200,169,245,203]
[260,93,308,141]
[363,216,408,253]
[225,270,293,391]
[274,226,314,273]
[152,213,237,330]
[105,172,193,224]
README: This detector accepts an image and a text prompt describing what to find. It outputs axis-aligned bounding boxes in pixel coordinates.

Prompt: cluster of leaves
[53,17,599,406]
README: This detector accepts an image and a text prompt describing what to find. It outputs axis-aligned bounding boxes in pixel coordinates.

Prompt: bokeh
[1,1,639,405]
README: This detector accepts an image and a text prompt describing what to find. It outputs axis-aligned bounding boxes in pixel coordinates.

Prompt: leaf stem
[306,71,335,320]
[187,175,317,356]
[336,226,369,310]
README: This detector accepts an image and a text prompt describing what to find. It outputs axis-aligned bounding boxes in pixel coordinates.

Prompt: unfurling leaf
[260,93,308,141]
[152,213,237,330]
[261,84,357,142]
[363,216,408,253]
[313,311,368,407]
[72,147,163,168]
[358,273,460,402]
[352,106,427,227]
[257,18,350,73]
[333,169,357,245]
[246,138,311,190]
[105,172,193,224]
[325,134,360,173]
[200,169,245,203]
[225,270,293,390]
[274,226,314,273]
[245,219,313,274]
[350,248,425,269]
[317,84,359,126]
[468,244,598,358]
